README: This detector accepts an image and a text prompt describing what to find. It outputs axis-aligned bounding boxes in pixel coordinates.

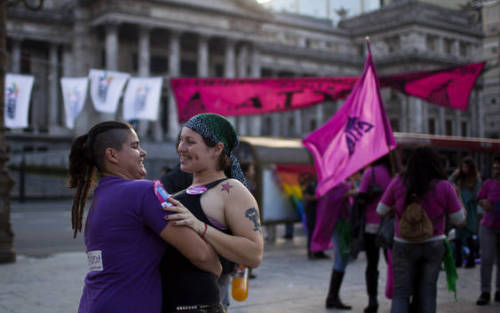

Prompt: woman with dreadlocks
[160,113,264,313]
[69,121,221,313]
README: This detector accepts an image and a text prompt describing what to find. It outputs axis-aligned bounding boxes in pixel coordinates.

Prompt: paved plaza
[1,204,499,313]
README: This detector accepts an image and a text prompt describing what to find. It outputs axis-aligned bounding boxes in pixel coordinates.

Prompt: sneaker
[476,292,490,306]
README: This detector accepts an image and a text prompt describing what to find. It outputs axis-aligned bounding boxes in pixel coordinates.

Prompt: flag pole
[365,37,398,175]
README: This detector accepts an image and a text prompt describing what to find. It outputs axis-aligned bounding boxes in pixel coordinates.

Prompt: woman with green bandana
[160,113,264,313]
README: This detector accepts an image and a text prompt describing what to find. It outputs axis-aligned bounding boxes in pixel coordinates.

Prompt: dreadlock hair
[67,121,132,238]
[401,146,446,205]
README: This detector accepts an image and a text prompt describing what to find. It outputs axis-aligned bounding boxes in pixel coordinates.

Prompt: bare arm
[159,223,222,276]
[166,180,264,268]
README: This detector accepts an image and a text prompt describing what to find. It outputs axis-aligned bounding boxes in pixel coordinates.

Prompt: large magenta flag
[302,51,397,197]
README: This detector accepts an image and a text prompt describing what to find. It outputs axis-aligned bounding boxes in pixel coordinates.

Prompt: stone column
[137,26,153,138]
[400,95,408,132]
[455,110,461,136]
[138,26,151,77]
[167,31,181,141]
[10,38,21,73]
[198,34,209,78]
[224,38,236,126]
[470,88,478,137]
[409,97,424,133]
[236,44,248,135]
[438,107,445,135]
[62,44,73,77]
[48,43,59,132]
[249,45,261,136]
[451,39,460,57]
[105,23,119,71]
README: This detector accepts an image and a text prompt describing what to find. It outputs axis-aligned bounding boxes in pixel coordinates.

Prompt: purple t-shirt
[477,178,500,229]
[379,177,462,239]
[359,165,392,230]
[78,176,169,313]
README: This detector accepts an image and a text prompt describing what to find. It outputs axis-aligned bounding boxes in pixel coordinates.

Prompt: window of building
[445,119,453,136]
[461,121,468,137]
[150,56,168,75]
[181,60,197,77]
[287,116,295,137]
[385,36,400,53]
[459,42,467,57]
[426,35,438,52]
[444,39,453,54]
[390,118,400,132]
[309,118,317,132]
[262,116,272,136]
[428,118,436,134]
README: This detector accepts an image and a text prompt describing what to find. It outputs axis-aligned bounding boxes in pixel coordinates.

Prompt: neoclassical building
[5,0,487,154]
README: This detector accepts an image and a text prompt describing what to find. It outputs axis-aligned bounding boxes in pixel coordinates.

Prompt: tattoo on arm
[221,183,233,194]
[245,207,262,232]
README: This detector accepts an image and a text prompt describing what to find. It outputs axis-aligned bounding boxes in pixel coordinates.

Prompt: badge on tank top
[186,186,208,195]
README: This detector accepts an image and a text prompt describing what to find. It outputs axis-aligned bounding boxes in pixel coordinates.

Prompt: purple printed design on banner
[186,186,208,195]
[345,116,374,156]
[6,82,19,119]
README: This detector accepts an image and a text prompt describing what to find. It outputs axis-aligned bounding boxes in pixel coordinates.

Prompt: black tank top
[161,178,235,312]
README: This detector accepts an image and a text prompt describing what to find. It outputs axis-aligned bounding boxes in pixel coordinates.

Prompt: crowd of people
[300,148,500,313]
[68,116,499,313]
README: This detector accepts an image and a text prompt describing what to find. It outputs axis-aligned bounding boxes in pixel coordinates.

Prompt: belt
[171,303,225,313]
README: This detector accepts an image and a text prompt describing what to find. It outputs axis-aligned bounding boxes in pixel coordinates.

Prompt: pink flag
[381,62,485,110]
[302,50,397,198]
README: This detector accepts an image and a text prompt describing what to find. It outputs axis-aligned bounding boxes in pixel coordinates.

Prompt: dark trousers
[364,233,381,297]
[305,204,317,253]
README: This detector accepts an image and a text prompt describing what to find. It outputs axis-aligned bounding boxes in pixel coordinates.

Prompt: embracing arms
[159,222,222,276]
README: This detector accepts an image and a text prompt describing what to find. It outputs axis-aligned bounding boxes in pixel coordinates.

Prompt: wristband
[201,223,208,239]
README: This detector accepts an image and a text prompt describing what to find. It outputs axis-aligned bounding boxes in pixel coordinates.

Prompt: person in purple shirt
[68,121,222,313]
[358,154,394,313]
[475,153,500,306]
[377,147,465,313]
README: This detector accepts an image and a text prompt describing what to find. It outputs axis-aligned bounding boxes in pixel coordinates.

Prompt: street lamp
[0,0,44,264]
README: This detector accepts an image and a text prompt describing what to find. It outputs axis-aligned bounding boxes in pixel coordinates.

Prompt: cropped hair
[67,121,132,238]
[401,146,446,205]
[202,136,232,176]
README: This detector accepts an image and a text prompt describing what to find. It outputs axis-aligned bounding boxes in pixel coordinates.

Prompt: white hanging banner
[61,77,88,129]
[122,77,163,121]
[89,69,129,113]
[4,74,34,129]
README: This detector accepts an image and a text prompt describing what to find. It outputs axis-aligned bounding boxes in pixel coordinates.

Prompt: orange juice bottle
[231,264,248,301]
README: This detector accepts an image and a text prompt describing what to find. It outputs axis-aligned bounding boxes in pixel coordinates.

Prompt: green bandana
[185,113,246,185]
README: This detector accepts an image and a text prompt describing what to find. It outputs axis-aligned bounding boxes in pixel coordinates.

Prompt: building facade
[5,0,487,155]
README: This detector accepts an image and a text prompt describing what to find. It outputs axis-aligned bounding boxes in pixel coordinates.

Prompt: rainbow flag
[274,165,316,230]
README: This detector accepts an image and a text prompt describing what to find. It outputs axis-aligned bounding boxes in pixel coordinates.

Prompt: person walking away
[475,152,500,305]
[69,121,221,313]
[377,146,466,313]
[448,156,481,268]
[358,155,394,313]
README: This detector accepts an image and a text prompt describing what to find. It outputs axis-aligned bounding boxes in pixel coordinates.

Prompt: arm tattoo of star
[245,207,262,232]
[221,182,233,194]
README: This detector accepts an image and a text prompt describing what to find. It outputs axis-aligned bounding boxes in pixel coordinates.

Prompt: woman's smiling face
[177,127,218,174]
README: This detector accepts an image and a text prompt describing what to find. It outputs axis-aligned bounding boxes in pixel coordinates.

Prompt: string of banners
[3,69,163,129]
[4,62,485,129]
